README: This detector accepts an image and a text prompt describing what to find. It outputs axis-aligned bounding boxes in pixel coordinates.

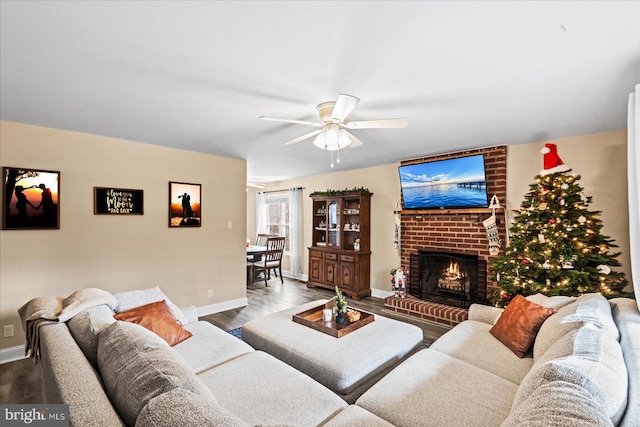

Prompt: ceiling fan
[259,94,408,166]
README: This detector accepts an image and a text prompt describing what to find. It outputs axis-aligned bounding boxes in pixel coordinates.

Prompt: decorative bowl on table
[346,310,361,322]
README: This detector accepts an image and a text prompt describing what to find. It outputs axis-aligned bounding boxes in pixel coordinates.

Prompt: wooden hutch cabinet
[307,191,371,299]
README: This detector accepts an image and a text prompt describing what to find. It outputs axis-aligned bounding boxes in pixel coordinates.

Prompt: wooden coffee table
[242,299,424,403]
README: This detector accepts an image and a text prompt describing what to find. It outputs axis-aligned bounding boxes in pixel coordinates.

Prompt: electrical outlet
[3,324,14,338]
[207,289,214,298]
[227,221,233,229]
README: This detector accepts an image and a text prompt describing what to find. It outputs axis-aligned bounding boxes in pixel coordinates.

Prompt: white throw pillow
[114,286,189,325]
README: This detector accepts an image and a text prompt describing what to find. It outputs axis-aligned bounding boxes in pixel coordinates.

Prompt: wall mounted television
[399,154,489,209]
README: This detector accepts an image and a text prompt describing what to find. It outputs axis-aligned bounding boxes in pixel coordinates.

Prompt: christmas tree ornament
[578,215,587,224]
[597,265,611,275]
[542,261,551,269]
[539,202,547,210]
[538,233,545,243]
[561,183,569,190]
[559,197,565,206]
[549,218,556,224]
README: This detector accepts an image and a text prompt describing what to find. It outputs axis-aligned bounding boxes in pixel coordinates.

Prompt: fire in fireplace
[409,251,487,308]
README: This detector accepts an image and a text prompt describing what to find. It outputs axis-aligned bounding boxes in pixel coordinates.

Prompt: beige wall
[249,129,632,295]
[507,130,632,291]
[0,121,247,350]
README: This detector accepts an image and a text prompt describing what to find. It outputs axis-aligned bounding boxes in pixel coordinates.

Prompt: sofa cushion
[503,380,613,427]
[516,323,628,425]
[114,286,189,325]
[97,321,215,426]
[356,349,518,427]
[173,321,254,374]
[39,323,125,427]
[67,304,116,368]
[526,293,576,310]
[610,298,640,427]
[197,351,346,427]
[114,300,192,346]
[322,405,394,427]
[490,295,555,358]
[533,293,618,361]
[135,388,248,427]
[430,320,533,384]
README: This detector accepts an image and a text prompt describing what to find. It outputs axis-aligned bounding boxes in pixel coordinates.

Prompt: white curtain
[289,187,303,278]
[628,84,640,300]
[255,191,268,238]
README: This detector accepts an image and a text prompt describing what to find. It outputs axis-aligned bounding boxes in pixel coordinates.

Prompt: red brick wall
[400,146,507,297]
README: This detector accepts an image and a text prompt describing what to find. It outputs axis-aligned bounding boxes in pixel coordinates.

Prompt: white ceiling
[1,1,638,183]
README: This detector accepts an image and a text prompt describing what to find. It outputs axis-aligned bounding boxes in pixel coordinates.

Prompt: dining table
[246,245,267,284]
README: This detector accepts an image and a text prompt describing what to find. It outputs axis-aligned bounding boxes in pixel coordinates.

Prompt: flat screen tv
[399,154,489,209]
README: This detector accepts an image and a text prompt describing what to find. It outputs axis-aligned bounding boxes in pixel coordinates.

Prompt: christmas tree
[491,143,627,307]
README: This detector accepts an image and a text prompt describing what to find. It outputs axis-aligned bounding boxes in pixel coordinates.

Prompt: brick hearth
[385,296,468,327]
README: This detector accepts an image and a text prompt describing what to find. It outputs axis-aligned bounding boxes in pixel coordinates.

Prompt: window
[264,193,290,252]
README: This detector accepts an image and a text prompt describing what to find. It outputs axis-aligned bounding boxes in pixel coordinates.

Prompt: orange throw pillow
[490,295,555,358]
[114,300,192,346]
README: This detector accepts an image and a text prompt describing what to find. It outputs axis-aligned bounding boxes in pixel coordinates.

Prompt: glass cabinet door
[327,200,340,247]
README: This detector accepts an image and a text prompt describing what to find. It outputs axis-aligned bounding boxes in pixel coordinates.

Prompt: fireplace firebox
[409,251,487,308]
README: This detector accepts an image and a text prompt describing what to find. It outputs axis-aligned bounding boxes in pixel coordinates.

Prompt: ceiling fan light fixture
[313,125,351,152]
[312,132,326,150]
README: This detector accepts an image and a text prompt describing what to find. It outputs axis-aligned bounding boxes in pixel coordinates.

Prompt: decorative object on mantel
[490,143,629,307]
[394,200,401,250]
[310,187,370,197]
[483,194,503,256]
[2,166,60,230]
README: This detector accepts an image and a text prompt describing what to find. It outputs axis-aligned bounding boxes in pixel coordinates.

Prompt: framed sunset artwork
[169,181,201,227]
[2,167,60,230]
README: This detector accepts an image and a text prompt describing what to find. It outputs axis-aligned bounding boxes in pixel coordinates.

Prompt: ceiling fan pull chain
[330,150,335,168]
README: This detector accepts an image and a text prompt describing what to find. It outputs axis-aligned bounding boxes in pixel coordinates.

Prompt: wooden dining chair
[255,233,272,247]
[253,236,286,286]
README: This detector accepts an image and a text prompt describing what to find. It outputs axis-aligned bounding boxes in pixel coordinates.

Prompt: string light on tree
[490,143,627,307]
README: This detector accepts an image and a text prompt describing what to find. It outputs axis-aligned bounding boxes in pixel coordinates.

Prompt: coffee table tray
[292,304,374,338]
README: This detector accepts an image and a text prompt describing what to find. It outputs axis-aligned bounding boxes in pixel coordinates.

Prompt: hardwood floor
[0,276,450,404]
[202,276,451,345]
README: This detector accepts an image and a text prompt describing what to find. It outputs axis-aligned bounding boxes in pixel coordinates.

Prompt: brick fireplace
[385,146,507,326]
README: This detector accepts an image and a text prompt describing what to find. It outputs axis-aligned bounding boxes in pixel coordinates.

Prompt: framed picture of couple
[168,181,201,228]
[2,167,60,230]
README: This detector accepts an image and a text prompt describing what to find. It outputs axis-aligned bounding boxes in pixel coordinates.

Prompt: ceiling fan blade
[345,131,364,149]
[259,116,322,127]
[331,94,360,122]
[345,118,409,129]
[283,129,323,145]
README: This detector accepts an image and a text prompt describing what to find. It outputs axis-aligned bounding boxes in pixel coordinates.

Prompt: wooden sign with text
[94,187,143,215]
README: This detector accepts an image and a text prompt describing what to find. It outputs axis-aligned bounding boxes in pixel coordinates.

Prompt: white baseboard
[0,345,26,364]
[371,288,394,299]
[283,271,308,282]
[197,297,248,317]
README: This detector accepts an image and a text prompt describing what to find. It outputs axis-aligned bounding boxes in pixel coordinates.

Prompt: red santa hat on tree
[540,143,571,175]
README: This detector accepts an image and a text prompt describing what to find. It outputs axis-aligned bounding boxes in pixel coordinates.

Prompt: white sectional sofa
[343,294,640,427]
[35,288,639,426]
